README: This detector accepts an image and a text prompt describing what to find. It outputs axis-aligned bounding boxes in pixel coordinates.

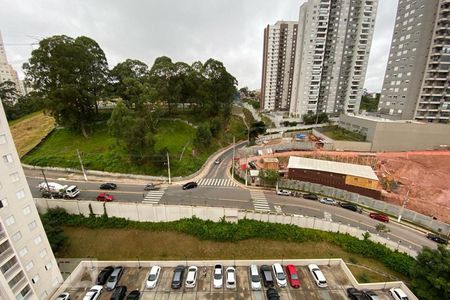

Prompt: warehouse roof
[287,156,378,180]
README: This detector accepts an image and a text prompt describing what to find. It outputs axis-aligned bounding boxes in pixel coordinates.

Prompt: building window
[25,261,34,271]
[16,189,25,200]
[12,231,22,242]
[2,154,13,163]
[28,221,37,231]
[31,274,40,284]
[0,198,7,208]
[10,172,20,183]
[19,247,28,257]
[39,249,47,258]
[45,262,52,271]
[22,206,31,216]
[5,215,15,226]
[34,236,42,245]
[0,134,6,144]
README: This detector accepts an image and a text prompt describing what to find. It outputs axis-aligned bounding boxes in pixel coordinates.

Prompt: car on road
[144,183,159,191]
[214,158,222,165]
[171,265,185,289]
[182,182,198,190]
[285,264,300,288]
[146,265,161,289]
[126,290,140,300]
[82,285,102,300]
[260,265,274,288]
[340,202,358,212]
[185,266,198,288]
[56,293,70,300]
[266,287,280,300]
[276,189,291,196]
[347,287,367,300]
[106,266,124,290]
[213,264,223,288]
[100,182,117,190]
[319,197,337,205]
[303,193,318,200]
[369,213,389,223]
[226,267,236,289]
[272,263,287,287]
[248,161,257,170]
[308,264,327,288]
[426,233,448,244]
[110,286,127,300]
[248,264,262,290]
[96,266,114,285]
[96,193,113,202]
[389,287,409,300]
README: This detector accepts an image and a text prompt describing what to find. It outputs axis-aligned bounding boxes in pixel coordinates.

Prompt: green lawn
[319,125,366,142]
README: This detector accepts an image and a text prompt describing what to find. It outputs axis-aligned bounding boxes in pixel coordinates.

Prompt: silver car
[106,266,124,290]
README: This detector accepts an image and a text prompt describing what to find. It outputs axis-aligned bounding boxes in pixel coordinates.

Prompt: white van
[248,265,261,290]
[308,264,327,288]
[272,263,287,287]
[389,288,409,300]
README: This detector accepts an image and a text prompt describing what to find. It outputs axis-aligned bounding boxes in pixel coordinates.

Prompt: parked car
[389,287,409,300]
[96,193,113,202]
[100,183,117,190]
[106,266,124,290]
[226,267,236,289]
[82,285,102,300]
[213,264,223,289]
[126,290,140,300]
[426,233,448,244]
[276,189,291,196]
[369,213,390,223]
[364,290,380,300]
[110,286,127,300]
[347,287,367,300]
[308,264,327,288]
[144,183,158,191]
[171,265,185,289]
[320,197,337,205]
[185,266,198,288]
[214,158,222,165]
[260,265,274,288]
[56,293,70,300]
[182,182,198,190]
[248,161,257,170]
[340,202,358,212]
[303,193,318,200]
[285,264,300,288]
[146,265,161,289]
[271,263,287,287]
[248,264,262,290]
[96,266,114,285]
[266,287,280,300]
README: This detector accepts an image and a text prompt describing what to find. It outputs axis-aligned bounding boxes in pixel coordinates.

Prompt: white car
[277,189,291,196]
[308,264,327,288]
[272,263,287,287]
[185,266,198,288]
[146,265,161,289]
[320,197,337,205]
[248,264,262,290]
[226,267,236,289]
[83,285,102,300]
[213,264,223,288]
[389,288,409,300]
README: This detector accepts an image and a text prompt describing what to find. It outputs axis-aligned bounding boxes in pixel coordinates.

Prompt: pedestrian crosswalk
[274,205,283,214]
[142,187,166,204]
[250,190,271,212]
[197,178,237,187]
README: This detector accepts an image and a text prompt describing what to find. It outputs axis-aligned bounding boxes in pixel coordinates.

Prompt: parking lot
[61,264,396,299]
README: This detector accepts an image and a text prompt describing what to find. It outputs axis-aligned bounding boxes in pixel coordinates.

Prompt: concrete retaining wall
[312,129,372,151]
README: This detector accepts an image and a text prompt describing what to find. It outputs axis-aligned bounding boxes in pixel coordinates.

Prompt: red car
[96,193,113,202]
[285,264,300,288]
[369,212,389,223]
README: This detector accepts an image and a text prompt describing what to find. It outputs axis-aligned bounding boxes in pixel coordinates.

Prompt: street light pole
[76,149,88,181]
[232,136,235,179]
[397,180,411,223]
[167,152,171,185]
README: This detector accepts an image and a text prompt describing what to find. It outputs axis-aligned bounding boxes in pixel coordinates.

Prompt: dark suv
[171,265,185,289]
[182,182,198,190]
[426,233,448,244]
[96,266,114,285]
[266,287,280,300]
[303,193,318,200]
[340,202,358,212]
[260,265,274,288]
[111,286,127,300]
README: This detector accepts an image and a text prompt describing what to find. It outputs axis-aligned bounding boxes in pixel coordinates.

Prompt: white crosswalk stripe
[250,190,271,212]
[197,178,237,187]
[142,187,167,204]
[274,205,283,213]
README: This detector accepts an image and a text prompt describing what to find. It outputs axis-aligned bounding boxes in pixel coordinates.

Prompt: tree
[302,112,329,125]
[360,94,380,112]
[248,121,267,144]
[410,246,450,300]
[0,81,19,119]
[259,169,279,187]
[194,123,213,148]
[23,35,109,137]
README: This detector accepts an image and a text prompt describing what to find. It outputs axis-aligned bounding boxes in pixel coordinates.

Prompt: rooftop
[287,156,379,181]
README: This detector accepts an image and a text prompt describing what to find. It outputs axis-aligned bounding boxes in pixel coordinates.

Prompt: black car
[340,202,358,212]
[364,290,379,300]
[426,233,448,244]
[182,182,198,190]
[260,265,274,288]
[126,290,141,300]
[347,288,366,300]
[303,193,318,200]
[248,161,257,170]
[96,266,114,285]
[100,182,117,190]
[111,286,127,300]
[266,287,280,300]
[171,265,185,289]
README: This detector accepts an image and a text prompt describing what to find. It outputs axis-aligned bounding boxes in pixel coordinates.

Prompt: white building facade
[0,101,62,299]
[0,31,26,97]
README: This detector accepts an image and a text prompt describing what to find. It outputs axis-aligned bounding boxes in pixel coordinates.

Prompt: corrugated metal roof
[287,156,378,181]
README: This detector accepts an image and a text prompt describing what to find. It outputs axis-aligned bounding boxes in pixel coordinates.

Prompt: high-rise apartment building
[290,0,378,118]
[261,21,298,111]
[0,101,62,299]
[378,0,449,123]
[0,31,26,96]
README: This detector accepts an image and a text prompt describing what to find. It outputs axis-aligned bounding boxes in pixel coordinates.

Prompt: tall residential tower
[0,31,25,96]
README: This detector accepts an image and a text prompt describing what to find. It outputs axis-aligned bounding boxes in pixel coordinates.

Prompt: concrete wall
[312,128,372,151]
[239,141,315,156]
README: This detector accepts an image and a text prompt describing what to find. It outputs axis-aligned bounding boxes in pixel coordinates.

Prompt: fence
[278,179,450,235]
[34,198,418,257]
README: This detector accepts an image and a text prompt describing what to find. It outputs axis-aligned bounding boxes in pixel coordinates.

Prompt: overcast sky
[0,0,397,92]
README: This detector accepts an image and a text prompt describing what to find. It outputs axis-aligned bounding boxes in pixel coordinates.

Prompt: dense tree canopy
[302,112,329,125]
[0,80,18,119]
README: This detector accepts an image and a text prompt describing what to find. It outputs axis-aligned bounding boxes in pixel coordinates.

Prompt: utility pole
[76,149,88,181]
[167,152,171,184]
[397,183,410,222]
[232,136,235,179]
[41,169,53,200]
